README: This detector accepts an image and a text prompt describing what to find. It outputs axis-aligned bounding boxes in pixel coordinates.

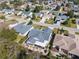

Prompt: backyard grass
[45,18,54,24]
[5,19,17,25]
[61,18,77,28]
[15,35,23,43]
[53,28,69,36]
[0,15,5,19]
[33,24,47,30]
[33,16,41,22]
[75,32,79,35]
[15,34,28,44]
[19,35,28,44]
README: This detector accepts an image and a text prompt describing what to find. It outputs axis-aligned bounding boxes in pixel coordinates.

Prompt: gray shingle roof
[26,28,52,47]
[22,11,31,16]
[28,29,41,37]
[14,24,32,34]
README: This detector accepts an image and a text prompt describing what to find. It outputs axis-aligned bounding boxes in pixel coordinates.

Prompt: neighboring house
[74,5,79,16]
[49,3,57,10]
[35,12,44,18]
[74,11,79,16]
[44,13,54,20]
[48,0,53,3]
[17,11,23,16]
[21,11,33,18]
[73,5,79,12]
[24,28,52,55]
[11,23,33,36]
[2,9,15,15]
[56,13,69,23]
[51,34,79,57]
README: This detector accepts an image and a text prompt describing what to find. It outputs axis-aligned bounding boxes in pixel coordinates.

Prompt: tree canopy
[33,5,43,13]
[0,28,27,59]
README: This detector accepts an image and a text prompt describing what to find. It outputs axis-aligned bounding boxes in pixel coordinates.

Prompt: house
[55,13,69,23]
[74,11,79,16]
[24,28,52,55]
[2,9,15,15]
[35,12,44,18]
[73,5,79,12]
[40,10,50,14]
[73,5,79,16]
[53,34,76,51]
[11,23,33,36]
[51,34,79,57]
[21,11,33,18]
[17,11,23,16]
[49,3,58,10]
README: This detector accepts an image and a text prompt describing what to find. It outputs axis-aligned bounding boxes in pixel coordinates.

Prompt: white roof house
[56,14,69,23]
[2,9,15,15]
[49,3,57,10]
[40,10,50,14]
[17,11,23,16]
[35,13,44,18]
[21,11,33,18]
[73,5,79,12]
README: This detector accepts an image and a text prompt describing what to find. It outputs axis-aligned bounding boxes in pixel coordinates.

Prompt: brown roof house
[51,34,79,57]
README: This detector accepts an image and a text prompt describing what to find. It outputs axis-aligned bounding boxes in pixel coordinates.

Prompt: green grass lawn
[61,18,77,28]
[33,16,41,22]
[19,35,28,44]
[53,28,69,36]
[33,24,47,30]
[15,35,23,43]
[75,32,79,35]
[45,18,54,24]
[0,15,5,19]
